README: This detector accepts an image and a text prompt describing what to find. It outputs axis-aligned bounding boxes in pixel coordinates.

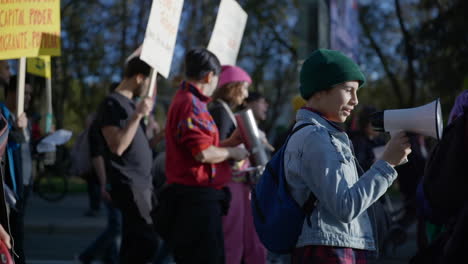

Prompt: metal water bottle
[235,109,268,167]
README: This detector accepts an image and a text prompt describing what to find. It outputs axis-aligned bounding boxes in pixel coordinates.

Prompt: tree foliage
[42,0,467,137]
[50,0,302,136]
[359,0,468,119]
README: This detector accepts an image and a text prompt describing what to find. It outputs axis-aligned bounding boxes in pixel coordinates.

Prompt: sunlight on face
[317,81,359,123]
[248,98,268,121]
[136,75,150,97]
[205,74,219,97]
[234,82,249,106]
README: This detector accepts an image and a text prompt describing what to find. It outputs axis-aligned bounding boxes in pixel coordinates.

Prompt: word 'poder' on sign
[0,0,56,3]
[0,8,54,27]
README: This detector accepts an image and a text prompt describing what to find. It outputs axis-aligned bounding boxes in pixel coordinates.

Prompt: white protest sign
[140,0,184,78]
[208,0,248,65]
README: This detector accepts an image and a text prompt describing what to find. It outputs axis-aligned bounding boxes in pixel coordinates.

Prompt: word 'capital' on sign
[0,0,61,60]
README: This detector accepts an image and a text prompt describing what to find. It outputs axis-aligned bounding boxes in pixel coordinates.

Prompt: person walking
[209,65,267,264]
[76,83,122,264]
[160,48,248,264]
[96,57,158,264]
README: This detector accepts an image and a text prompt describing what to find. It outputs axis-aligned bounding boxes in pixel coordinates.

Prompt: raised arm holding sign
[139,0,184,122]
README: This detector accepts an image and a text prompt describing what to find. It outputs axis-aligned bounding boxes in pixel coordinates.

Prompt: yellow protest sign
[0,0,61,60]
[27,56,51,78]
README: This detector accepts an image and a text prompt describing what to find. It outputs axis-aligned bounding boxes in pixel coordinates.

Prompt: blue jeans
[80,200,122,263]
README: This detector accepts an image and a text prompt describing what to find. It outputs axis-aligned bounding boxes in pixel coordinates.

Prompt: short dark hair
[184,48,221,80]
[245,91,265,103]
[109,82,119,93]
[124,57,151,79]
[6,75,31,98]
[358,105,378,131]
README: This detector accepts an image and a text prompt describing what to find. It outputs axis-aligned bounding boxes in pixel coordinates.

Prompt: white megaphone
[370,99,444,140]
[370,99,444,165]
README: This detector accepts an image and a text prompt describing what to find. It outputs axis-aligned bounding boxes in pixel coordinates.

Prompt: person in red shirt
[162,48,248,264]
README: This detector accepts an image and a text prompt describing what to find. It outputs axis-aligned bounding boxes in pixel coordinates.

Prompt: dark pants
[79,200,122,264]
[86,173,101,211]
[10,184,31,264]
[153,236,172,264]
[173,199,224,264]
[112,184,158,264]
[158,184,229,264]
[10,201,25,264]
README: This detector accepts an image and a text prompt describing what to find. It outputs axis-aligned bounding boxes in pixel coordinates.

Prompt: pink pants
[223,181,267,264]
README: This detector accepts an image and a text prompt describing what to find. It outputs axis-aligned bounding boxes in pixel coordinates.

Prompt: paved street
[25,193,106,263]
[24,192,417,264]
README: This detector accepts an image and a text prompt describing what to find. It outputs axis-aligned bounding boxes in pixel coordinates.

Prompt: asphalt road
[24,193,417,264]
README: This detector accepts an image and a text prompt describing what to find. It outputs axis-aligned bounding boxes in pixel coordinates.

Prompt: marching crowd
[0,46,466,264]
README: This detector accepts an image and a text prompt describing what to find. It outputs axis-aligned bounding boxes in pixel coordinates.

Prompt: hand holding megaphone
[370,99,444,166]
[381,131,412,167]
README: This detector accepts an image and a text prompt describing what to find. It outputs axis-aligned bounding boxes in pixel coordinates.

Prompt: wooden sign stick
[144,68,158,124]
[45,77,53,133]
[16,57,29,142]
[147,68,158,98]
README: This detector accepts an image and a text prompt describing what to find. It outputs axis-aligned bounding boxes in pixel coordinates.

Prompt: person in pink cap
[209,65,267,264]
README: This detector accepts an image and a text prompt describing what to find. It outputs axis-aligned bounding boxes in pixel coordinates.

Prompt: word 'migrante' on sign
[0,0,61,59]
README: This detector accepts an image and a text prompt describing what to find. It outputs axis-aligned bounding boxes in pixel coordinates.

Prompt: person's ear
[135,74,146,85]
[202,71,214,84]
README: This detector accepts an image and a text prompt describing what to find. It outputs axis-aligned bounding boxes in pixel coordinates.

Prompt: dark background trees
[24,0,467,139]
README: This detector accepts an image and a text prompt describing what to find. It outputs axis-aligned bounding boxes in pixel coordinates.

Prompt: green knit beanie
[299,49,366,100]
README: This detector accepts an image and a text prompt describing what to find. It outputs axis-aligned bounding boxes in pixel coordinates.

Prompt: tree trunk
[395,0,418,107]
[359,11,405,108]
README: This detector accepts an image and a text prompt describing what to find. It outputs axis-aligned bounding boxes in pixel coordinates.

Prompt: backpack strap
[286,122,317,225]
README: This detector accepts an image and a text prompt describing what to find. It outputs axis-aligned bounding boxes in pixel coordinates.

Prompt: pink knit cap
[217,65,252,88]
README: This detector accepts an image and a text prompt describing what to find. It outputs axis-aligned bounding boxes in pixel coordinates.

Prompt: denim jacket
[284,109,397,250]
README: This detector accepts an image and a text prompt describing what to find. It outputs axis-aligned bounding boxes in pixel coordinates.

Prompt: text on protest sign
[140,0,184,78]
[0,0,61,60]
[208,0,248,65]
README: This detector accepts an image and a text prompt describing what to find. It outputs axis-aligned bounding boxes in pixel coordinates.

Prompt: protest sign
[0,0,61,59]
[27,55,51,78]
[140,0,184,79]
[208,0,248,65]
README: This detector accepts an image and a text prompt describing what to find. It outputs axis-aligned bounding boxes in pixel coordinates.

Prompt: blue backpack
[251,123,317,254]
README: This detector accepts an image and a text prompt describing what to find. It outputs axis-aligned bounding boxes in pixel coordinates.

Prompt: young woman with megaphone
[284,49,411,263]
